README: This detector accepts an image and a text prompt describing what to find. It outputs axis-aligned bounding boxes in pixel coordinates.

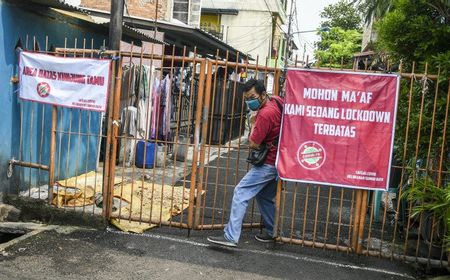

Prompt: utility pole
[109,0,125,50]
[284,0,294,68]
[302,43,306,65]
[104,0,124,218]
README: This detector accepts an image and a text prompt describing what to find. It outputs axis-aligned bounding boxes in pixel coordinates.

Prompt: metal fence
[9,39,449,267]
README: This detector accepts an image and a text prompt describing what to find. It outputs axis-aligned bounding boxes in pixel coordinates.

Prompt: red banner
[276,69,400,191]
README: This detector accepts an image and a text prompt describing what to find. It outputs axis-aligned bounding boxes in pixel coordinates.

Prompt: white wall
[202,0,284,16]
[221,10,273,63]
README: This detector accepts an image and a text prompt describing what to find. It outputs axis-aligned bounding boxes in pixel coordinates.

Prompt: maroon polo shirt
[249,96,283,165]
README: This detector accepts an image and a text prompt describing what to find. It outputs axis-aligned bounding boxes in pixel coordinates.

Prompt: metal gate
[10,39,449,267]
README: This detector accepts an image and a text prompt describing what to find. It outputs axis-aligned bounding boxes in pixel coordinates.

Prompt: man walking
[207,79,283,247]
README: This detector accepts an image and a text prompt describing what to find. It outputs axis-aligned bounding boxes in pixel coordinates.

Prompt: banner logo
[297,141,325,170]
[36,82,51,98]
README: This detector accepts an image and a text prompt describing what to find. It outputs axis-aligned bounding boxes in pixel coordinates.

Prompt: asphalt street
[0,224,427,280]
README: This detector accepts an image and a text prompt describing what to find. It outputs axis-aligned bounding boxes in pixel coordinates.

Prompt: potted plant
[402,176,450,259]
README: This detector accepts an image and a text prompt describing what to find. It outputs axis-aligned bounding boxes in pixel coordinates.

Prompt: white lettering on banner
[284,104,305,116]
[306,106,340,119]
[313,123,356,138]
[341,109,390,123]
[341,90,374,104]
[19,52,111,112]
[303,88,339,101]
[283,104,391,124]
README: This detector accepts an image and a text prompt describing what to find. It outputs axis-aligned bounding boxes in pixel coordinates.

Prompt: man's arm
[248,112,260,149]
[249,114,272,149]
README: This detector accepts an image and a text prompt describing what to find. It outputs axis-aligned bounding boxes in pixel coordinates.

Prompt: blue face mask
[245,98,261,111]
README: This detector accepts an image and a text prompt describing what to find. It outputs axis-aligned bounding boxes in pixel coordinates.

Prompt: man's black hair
[243,79,266,95]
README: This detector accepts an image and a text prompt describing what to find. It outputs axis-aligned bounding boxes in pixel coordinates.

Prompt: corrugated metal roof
[78,7,252,60]
[27,0,165,45]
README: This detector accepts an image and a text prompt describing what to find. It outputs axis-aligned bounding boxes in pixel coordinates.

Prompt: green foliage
[375,0,450,63]
[402,177,450,249]
[373,0,450,169]
[315,27,362,67]
[393,76,449,167]
[354,0,394,23]
[320,0,363,30]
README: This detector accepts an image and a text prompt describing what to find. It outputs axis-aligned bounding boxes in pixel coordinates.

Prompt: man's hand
[249,139,260,149]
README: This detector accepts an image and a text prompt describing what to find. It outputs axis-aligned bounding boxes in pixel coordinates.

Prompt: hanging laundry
[150,77,161,139]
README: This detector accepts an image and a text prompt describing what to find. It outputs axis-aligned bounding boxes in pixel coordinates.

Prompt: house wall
[188,0,201,27]
[0,1,108,193]
[221,10,273,63]
[80,0,169,21]
[202,0,286,17]
[201,0,286,65]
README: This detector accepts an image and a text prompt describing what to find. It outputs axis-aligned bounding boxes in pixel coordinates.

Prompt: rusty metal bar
[413,63,429,258]
[147,43,161,226]
[105,55,123,219]
[195,223,262,230]
[335,188,345,249]
[391,61,414,259]
[280,236,350,252]
[28,104,34,197]
[110,213,190,229]
[206,50,222,227]
[365,191,376,256]
[10,159,49,171]
[188,59,206,229]
[217,51,230,227]
[137,43,147,224]
[312,187,321,246]
[117,41,135,221]
[155,44,168,227]
[301,185,310,245]
[402,61,419,259]
[170,46,188,226]
[364,250,449,268]
[437,81,450,187]
[102,51,119,217]
[279,182,287,240]
[48,106,58,199]
[356,190,368,253]
[195,59,213,229]
[323,187,333,245]
[351,190,362,251]
[221,51,241,226]
[165,45,177,228]
[273,179,283,237]
[289,186,298,242]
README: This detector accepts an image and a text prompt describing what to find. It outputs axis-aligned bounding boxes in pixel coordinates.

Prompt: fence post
[102,55,118,218]
[188,59,206,229]
[193,60,213,229]
[351,190,362,251]
[357,190,368,253]
[273,179,283,238]
[351,189,368,253]
[105,55,123,219]
[48,106,57,204]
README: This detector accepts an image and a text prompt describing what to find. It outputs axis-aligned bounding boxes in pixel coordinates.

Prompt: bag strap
[268,97,283,147]
[272,97,283,114]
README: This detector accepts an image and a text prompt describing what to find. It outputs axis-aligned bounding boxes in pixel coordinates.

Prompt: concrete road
[0,224,424,280]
